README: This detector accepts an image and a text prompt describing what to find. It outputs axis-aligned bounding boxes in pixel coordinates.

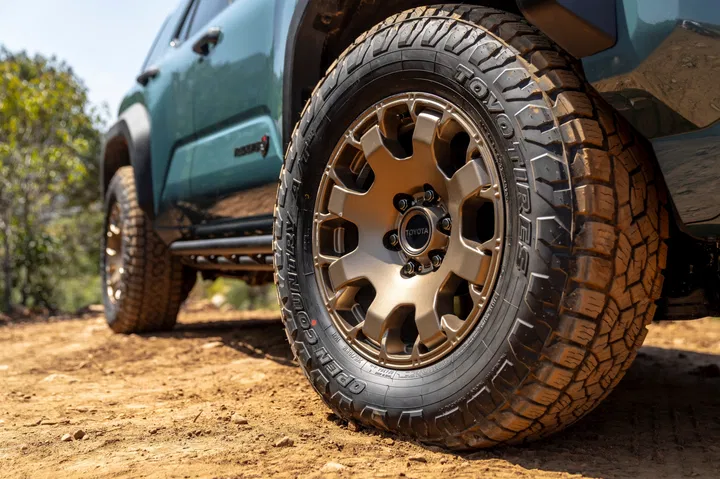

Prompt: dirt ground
[1,305,719,479]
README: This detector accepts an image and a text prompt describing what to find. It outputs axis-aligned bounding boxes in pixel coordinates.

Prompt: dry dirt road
[1,306,720,479]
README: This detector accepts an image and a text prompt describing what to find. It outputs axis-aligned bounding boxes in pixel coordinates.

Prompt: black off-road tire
[274,5,670,448]
[102,166,195,334]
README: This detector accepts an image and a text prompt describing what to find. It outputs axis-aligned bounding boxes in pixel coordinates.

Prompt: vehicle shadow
[151,313,296,367]
[148,314,720,478]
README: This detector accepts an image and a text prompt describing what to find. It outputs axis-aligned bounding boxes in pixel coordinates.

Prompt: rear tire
[102,166,195,334]
[274,5,670,448]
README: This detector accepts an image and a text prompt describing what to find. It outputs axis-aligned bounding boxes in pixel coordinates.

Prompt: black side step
[169,235,273,256]
[169,235,273,272]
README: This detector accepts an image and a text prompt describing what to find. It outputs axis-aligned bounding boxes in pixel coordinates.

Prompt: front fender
[101,103,154,219]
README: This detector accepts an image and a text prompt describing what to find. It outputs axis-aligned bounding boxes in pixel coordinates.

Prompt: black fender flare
[101,103,155,219]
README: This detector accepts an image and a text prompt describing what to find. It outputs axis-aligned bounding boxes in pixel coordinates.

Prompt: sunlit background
[0,0,276,318]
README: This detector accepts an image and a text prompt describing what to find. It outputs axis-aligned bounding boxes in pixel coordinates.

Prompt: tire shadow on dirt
[147,314,720,478]
[151,315,296,367]
[460,346,720,478]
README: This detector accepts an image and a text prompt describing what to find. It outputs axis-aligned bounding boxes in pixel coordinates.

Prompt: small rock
[321,462,347,473]
[73,430,86,440]
[383,438,395,446]
[274,436,294,448]
[211,294,226,308]
[61,434,73,442]
[408,454,427,463]
[258,448,268,455]
[20,444,28,452]
[0,365,9,371]
[202,341,224,350]
[148,427,162,435]
[231,414,248,425]
[42,373,77,383]
[347,420,360,432]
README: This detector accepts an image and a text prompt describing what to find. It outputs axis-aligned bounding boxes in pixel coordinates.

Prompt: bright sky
[0,0,181,117]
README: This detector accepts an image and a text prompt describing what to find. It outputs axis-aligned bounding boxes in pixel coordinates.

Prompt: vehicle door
[137,1,200,229]
[183,0,283,230]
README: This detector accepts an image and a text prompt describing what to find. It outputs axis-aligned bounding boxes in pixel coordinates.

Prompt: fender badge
[234,135,270,158]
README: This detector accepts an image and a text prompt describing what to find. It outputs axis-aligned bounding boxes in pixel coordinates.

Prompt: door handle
[136,66,160,86]
[192,27,222,56]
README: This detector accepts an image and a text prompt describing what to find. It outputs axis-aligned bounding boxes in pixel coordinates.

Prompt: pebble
[383,438,395,446]
[61,434,72,442]
[347,420,360,432]
[231,414,248,425]
[73,430,86,440]
[20,444,28,452]
[274,436,294,447]
[408,454,428,463]
[202,341,224,350]
[321,462,347,472]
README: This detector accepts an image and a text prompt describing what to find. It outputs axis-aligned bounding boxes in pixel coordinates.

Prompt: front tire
[102,166,195,334]
[274,5,669,448]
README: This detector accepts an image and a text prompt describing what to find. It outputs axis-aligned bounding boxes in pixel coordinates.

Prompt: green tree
[0,47,104,313]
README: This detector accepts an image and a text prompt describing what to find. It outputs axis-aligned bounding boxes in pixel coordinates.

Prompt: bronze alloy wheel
[105,201,124,305]
[312,93,504,369]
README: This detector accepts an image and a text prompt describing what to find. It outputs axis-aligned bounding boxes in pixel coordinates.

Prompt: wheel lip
[104,201,124,306]
[311,91,506,370]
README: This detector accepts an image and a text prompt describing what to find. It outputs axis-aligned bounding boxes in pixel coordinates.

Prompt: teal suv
[101,0,720,448]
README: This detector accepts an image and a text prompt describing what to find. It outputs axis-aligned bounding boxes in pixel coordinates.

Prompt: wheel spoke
[415,300,446,349]
[441,314,464,343]
[363,297,399,343]
[447,160,493,208]
[360,126,398,174]
[327,184,366,225]
[446,241,493,285]
[328,249,372,290]
[412,111,441,160]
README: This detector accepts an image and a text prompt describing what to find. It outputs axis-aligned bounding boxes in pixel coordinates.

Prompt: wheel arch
[281,0,619,149]
[101,103,155,219]
[282,0,524,149]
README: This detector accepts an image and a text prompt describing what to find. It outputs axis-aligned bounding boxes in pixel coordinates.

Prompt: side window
[176,1,198,43]
[142,16,176,70]
[186,0,234,39]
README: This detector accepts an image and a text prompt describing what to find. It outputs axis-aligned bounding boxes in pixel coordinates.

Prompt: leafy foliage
[0,47,105,313]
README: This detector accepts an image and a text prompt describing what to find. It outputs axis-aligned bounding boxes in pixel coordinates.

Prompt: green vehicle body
[102,0,720,245]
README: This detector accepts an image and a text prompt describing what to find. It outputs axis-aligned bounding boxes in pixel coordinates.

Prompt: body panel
[584,0,720,231]
[180,0,286,228]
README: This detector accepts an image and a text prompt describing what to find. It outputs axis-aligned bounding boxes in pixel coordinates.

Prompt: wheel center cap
[400,208,432,255]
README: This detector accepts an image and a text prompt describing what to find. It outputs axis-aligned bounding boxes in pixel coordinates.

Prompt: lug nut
[402,262,416,276]
[431,255,443,268]
[424,188,436,204]
[397,198,410,212]
[388,233,399,248]
[440,217,452,232]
